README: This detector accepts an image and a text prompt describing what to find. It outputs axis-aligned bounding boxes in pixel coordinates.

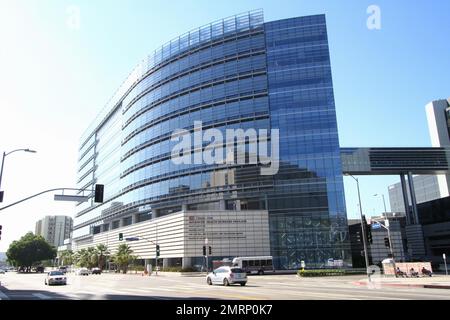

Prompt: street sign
[301,261,305,268]
[371,222,382,230]
[54,194,89,202]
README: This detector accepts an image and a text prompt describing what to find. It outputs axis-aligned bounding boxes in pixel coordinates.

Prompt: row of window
[122,33,266,112]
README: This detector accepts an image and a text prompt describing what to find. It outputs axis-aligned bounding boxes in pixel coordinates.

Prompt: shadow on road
[0,285,223,300]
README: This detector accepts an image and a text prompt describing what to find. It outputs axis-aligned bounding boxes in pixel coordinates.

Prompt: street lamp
[0,148,37,200]
[345,174,371,279]
[373,193,387,214]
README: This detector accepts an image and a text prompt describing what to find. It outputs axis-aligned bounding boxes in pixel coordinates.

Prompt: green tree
[74,248,90,268]
[6,232,56,272]
[86,247,97,269]
[95,244,110,270]
[112,244,134,274]
[59,250,74,266]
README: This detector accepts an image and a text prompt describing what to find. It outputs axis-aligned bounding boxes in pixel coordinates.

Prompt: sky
[0,0,449,252]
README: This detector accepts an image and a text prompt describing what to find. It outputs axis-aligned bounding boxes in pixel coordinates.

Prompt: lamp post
[373,193,387,214]
[346,174,371,280]
[0,148,37,200]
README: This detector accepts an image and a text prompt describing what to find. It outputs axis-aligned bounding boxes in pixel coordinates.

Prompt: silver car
[75,268,90,276]
[45,271,67,285]
[206,266,247,286]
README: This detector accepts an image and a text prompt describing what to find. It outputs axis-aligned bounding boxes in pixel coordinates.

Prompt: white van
[232,256,275,275]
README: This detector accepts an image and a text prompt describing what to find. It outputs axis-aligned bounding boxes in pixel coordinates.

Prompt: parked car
[58,266,68,274]
[45,271,67,285]
[91,268,102,275]
[206,266,247,286]
[75,268,90,276]
[35,266,45,273]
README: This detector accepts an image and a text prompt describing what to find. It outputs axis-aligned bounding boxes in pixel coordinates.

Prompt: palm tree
[74,248,90,268]
[86,247,97,269]
[112,244,134,274]
[59,250,74,266]
[95,244,110,270]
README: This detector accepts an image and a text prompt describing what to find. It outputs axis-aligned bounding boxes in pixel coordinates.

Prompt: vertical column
[407,172,419,224]
[153,209,159,219]
[163,258,170,269]
[400,174,411,225]
[132,213,139,224]
[182,257,192,269]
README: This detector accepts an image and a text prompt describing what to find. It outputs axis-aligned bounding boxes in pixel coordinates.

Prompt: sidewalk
[353,275,450,289]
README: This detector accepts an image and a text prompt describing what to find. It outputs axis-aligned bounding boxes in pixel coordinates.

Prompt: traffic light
[0,225,2,240]
[156,244,160,257]
[384,237,390,247]
[364,219,373,244]
[94,184,104,203]
[203,245,206,256]
[208,246,212,255]
[119,233,123,241]
[0,191,4,203]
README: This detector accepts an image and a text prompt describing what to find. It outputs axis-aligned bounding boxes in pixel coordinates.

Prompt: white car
[206,266,247,286]
[76,268,90,276]
[45,271,67,285]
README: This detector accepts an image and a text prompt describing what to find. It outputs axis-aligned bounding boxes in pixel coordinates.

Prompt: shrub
[297,269,346,277]
[161,266,183,272]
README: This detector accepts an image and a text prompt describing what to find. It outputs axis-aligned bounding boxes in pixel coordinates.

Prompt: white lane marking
[32,293,52,300]
[0,289,10,300]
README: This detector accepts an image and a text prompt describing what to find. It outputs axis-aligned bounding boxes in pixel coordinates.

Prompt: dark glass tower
[74,10,350,268]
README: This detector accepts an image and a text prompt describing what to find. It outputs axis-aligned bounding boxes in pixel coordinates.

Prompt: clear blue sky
[0,0,449,250]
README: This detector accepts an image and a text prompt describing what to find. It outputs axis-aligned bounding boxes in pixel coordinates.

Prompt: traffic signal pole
[125,234,159,275]
[0,185,104,212]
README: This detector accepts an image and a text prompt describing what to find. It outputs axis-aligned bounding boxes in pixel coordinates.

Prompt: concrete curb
[352,281,450,289]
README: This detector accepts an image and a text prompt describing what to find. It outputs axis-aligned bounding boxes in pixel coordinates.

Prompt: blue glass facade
[265,15,349,268]
[73,10,350,268]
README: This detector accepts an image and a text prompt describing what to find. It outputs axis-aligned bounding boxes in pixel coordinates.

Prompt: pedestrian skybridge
[341,147,450,175]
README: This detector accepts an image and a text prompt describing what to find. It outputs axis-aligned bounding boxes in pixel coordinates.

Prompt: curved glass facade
[74,10,350,269]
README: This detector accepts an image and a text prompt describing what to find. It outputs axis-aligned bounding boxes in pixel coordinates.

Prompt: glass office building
[73,10,350,269]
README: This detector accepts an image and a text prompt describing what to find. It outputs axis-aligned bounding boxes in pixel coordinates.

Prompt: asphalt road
[1,271,450,300]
